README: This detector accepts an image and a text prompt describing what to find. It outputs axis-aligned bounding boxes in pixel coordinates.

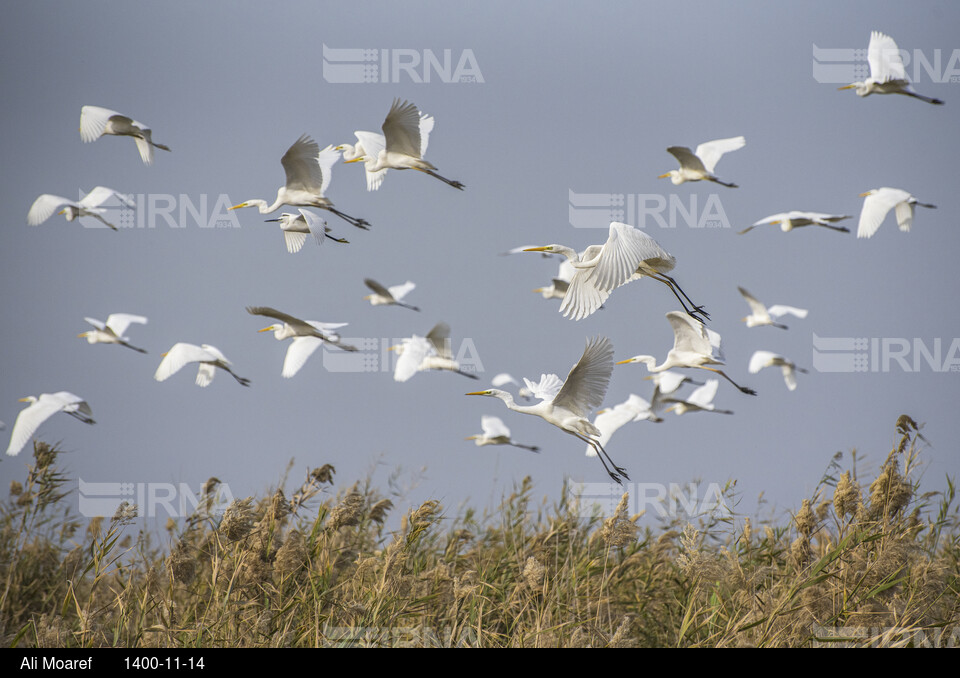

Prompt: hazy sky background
[2,2,958,530]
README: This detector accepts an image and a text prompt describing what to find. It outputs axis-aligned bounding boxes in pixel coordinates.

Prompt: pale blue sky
[1,2,958,528]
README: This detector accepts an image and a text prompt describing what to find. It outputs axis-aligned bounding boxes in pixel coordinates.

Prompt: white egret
[491,373,534,401]
[737,286,808,330]
[6,392,94,457]
[350,99,464,190]
[78,313,148,353]
[661,379,733,416]
[337,107,434,190]
[154,343,250,387]
[533,258,575,300]
[393,323,477,382]
[229,135,370,229]
[466,336,629,484]
[739,212,851,235]
[839,32,944,105]
[857,188,936,238]
[364,278,419,311]
[263,209,348,253]
[247,306,355,378]
[466,416,540,453]
[617,311,757,395]
[748,351,807,391]
[659,137,745,187]
[80,106,170,164]
[27,186,134,231]
[584,394,662,458]
[524,222,708,322]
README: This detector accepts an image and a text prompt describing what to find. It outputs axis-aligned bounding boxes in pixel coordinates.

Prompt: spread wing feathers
[426,322,453,359]
[155,343,226,383]
[282,337,324,378]
[281,135,325,194]
[382,99,425,159]
[766,305,808,319]
[284,230,307,253]
[27,194,75,225]
[894,201,915,232]
[80,105,119,142]
[683,379,720,408]
[388,281,416,301]
[523,373,564,401]
[738,286,769,316]
[552,336,614,417]
[364,278,393,298]
[354,131,388,190]
[589,222,671,292]
[81,186,134,209]
[666,146,705,172]
[667,311,715,358]
[694,136,746,173]
[394,336,431,382]
[418,112,435,157]
[297,208,328,245]
[653,371,689,395]
[104,313,146,337]
[315,145,340,197]
[481,415,511,439]
[858,188,911,238]
[868,31,907,83]
[6,392,93,456]
[587,394,653,457]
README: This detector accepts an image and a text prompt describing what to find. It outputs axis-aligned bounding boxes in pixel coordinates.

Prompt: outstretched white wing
[282,336,324,378]
[694,136,745,174]
[552,336,614,417]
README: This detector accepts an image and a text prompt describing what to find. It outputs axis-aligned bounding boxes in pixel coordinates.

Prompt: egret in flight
[263,209,348,253]
[347,99,464,190]
[617,311,757,395]
[857,188,937,238]
[154,343,250,387]
[661,379,733,416]
[80,106,170,164]
[524,222,708,322]
[27,186,134,231]
[748,351,807,391]
[467,336,629,484]
[737,287,808,330]
[584,393,662,458]
[230,135,370,229]
[739,212,851,235]
[6,392,95,457]
[78,313,148,353]
[466,416,540,453]
[839,32,944,105]
[393,322,478,382]
[363,278,419,311]
[659,136,745,187]
[247,306,356,378]
[336,107,434,190]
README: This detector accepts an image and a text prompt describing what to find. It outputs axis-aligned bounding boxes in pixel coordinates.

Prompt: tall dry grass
[1,416,957,647]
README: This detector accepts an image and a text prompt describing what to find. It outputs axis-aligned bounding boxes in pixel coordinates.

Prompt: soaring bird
[737,287,808,330]
[78,313,148,353]
[857,188,936,238]
[748,351,807,391]
[247,306,356,378]
[739,212,851,235]
[337,107,434,190]
[263,209,348,253]
[6,392,95,456]
[230,135,370,229]
[617,311,757,395]
[154,343,250,387]
[349,99,464,190]
[27,186,134,231]
[363,278,419,311]
[523,222,708,322]
[80,106,170,164]
[661,379,733,415]
[659,137,745,187]
[584,393,662,458]
[393,323,477,382]
[467,336,629,483]
[839,31,944,105]
[466,416,540,453]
